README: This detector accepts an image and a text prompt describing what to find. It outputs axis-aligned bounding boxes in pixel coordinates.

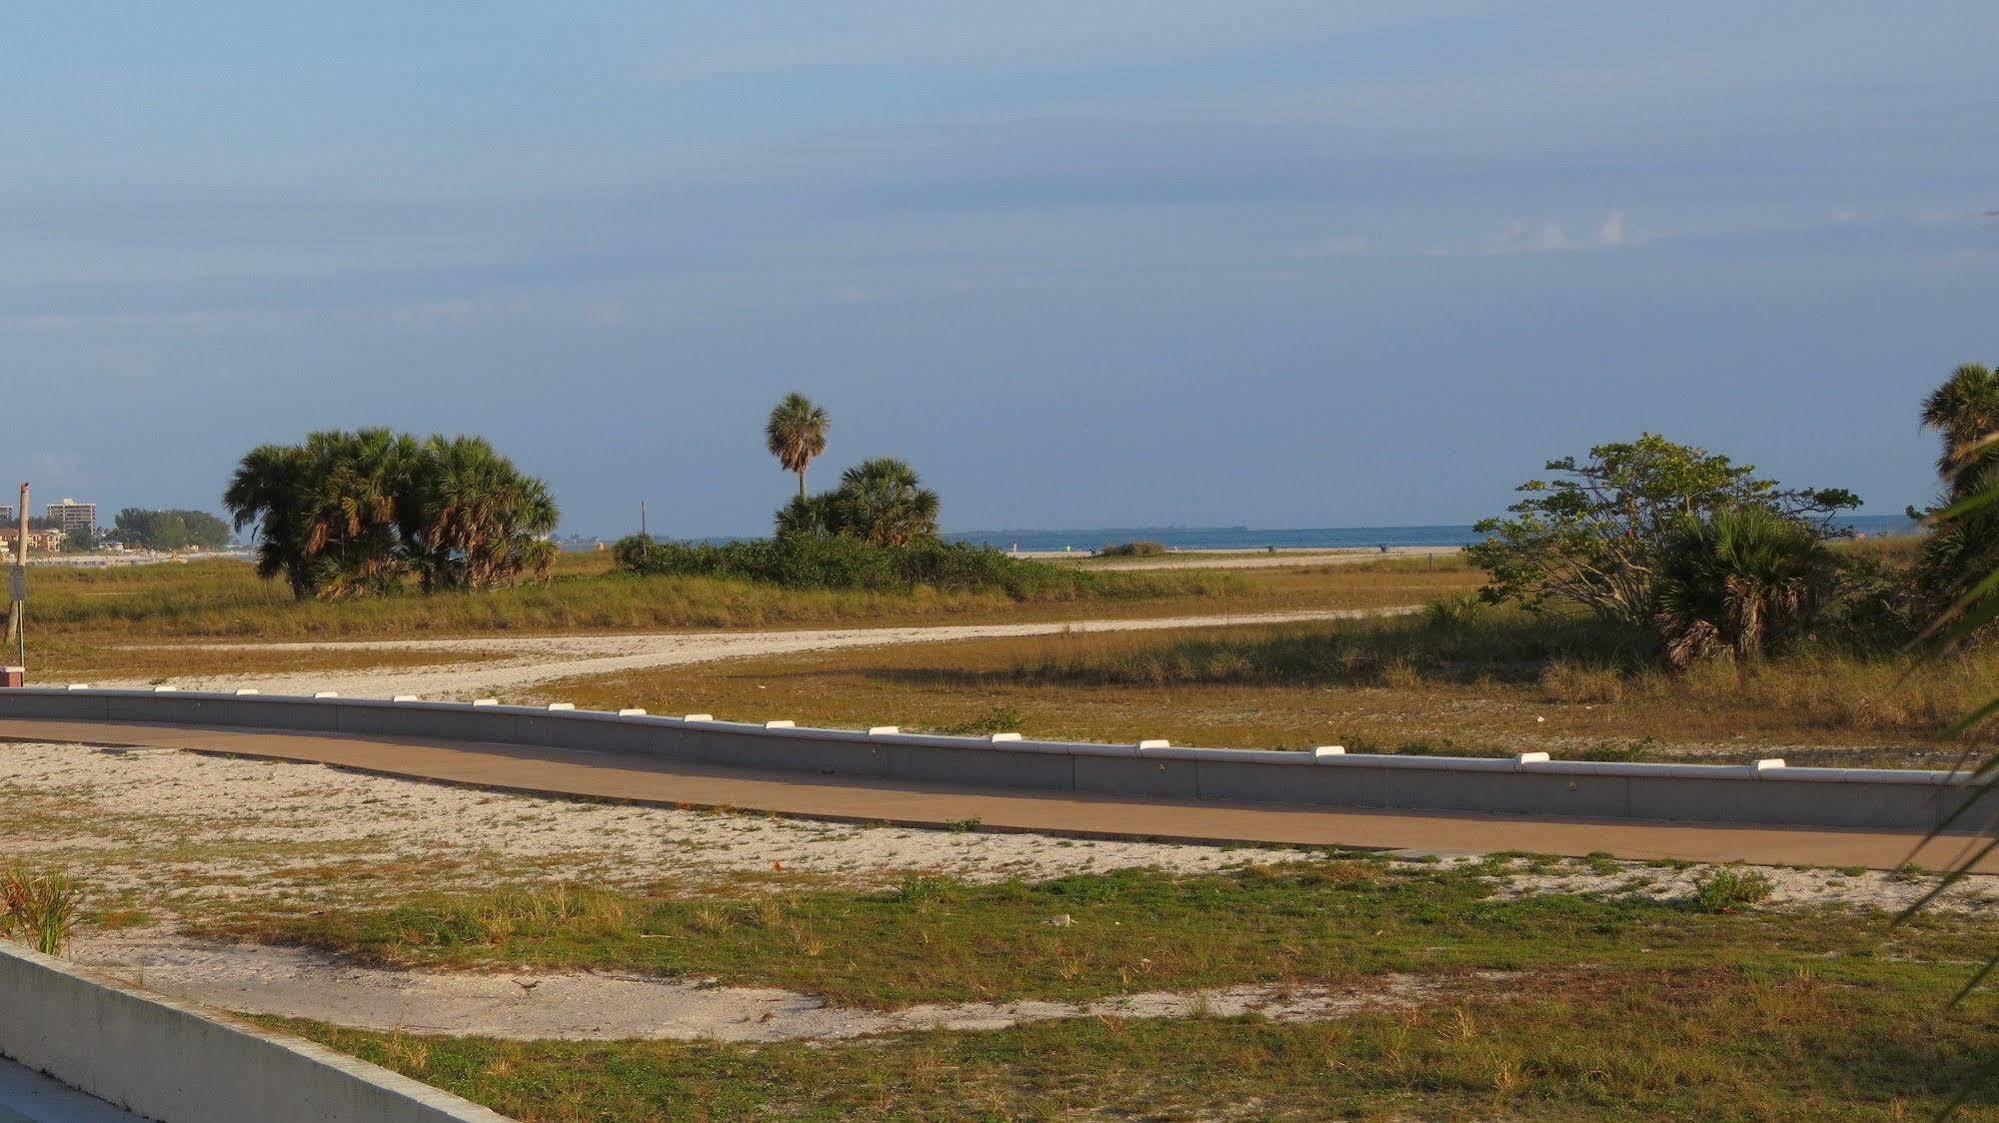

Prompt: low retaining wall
[0,940,509,1123]
[0,687,1989,832]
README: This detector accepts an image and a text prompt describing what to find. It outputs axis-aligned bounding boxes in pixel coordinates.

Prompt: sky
[5,3,1995,537]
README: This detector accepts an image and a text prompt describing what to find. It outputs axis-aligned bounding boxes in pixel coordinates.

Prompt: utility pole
[6,482,27,671]
[640,500,648,538]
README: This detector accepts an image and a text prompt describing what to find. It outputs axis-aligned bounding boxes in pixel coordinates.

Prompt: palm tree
[1919,363,1999,601]
[1653,507,1830,666]
[1922,363,1999,483]
[827,458,940,547]
[765,394,830,501]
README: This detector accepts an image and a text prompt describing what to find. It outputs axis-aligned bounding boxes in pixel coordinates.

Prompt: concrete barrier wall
[1,688,1990,832]
[0,940,510,1123]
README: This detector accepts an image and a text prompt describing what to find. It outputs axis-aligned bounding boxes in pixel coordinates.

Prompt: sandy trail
[72,936,1473,1042]
[102,607,1412,700]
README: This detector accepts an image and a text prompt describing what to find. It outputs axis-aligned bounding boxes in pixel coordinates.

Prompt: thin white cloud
[1597,211,1626,246]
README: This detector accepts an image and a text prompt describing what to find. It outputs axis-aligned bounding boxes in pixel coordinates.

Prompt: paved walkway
[0,1059,142,1123]
[3,718,1990,871]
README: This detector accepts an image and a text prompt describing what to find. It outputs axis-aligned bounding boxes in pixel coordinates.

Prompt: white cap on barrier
[764,719,796,729]
[682,713,714,722]
[392,695,421,702]
[1752,758,1786,771]
[868,725,901,735]
[472,698,499,706]
[547,703,576,711]
[314,691,339,698]
[1312,745,1346,760]
[988,732,1023,742]
[234,688,260,696]
[153,685,179,693]
[66,683,91,690]
[618,708,648,716]
[1515,751,1551,765]
[1137,739,1170,751]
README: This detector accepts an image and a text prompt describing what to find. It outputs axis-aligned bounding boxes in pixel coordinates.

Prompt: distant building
[0,505,11,523]
[0,527,65,552]
[45,499,96,538]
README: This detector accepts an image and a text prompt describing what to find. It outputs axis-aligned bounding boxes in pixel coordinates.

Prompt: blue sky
[7,3,1994,536]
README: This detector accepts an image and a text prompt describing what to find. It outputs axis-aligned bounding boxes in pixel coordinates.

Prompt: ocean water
[944,513,1921,553]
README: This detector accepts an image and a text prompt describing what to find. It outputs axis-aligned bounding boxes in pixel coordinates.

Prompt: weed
[1691,868,1774,913]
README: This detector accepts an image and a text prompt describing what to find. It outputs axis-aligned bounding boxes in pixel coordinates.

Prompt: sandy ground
[97,607,1413,700]
[71,935,1486,1042]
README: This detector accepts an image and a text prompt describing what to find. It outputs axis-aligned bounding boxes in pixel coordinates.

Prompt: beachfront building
[0,527,65,552]
[45,498,96,538]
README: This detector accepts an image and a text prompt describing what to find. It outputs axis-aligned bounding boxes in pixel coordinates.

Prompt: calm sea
[944,514,1920,553]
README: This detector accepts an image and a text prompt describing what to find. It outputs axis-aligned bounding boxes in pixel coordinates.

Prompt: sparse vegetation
[1691,868,1775,913]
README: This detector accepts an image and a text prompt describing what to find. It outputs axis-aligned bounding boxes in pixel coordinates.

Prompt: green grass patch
[196,864,1990,1008]
[269,964,1999,1121]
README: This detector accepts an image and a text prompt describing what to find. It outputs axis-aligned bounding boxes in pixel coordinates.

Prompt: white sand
[72,936,1482,1042]
[101,607,1414,700]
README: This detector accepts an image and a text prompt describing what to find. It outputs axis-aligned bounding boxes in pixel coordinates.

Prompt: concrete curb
[0,688,1989,831]
[0,940,511,1123]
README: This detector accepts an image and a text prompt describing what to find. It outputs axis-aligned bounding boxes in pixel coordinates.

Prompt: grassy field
[536,602,1998,766]
[214,859,1999,1120]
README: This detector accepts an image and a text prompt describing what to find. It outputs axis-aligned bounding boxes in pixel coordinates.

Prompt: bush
[1690,867,1773,913]
[1100,541,1167,557]
[615,535,1115,598]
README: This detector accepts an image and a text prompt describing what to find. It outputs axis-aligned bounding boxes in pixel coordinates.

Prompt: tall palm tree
[1922,363,1999,484]
[765,394,830,501]
[827,458,940,547]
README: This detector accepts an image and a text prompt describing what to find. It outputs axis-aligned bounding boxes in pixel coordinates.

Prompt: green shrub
[615,535,1136,598]
[1690,868,1773,913]
[1,865,80,956]
[1100,541,1167,557]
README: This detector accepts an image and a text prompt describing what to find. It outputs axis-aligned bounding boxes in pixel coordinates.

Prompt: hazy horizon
[8,5,1992,537]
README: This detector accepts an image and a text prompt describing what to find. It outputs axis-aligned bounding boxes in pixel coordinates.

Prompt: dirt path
[102,607,1415,700]
[72,936,1473,1042]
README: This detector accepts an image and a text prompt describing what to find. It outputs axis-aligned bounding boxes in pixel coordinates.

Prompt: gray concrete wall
[1,688,1989,832]
[0,940,510,1123]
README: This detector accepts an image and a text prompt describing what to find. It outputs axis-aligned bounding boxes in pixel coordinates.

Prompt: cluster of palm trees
[224,429,558,599]
[764,394,940,547]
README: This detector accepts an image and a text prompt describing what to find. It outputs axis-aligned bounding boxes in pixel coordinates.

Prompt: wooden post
[6,482,27,668]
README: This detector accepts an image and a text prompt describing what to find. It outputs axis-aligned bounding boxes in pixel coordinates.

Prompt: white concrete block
[313,691,339,698]
[988,732,1023,742]
[867,725,901,735]
[617,708,648,716]
[546,702,576,711]
[65,684,90,690]
[1136,739,1171,751]
[471,698,499,706]
[233,688,260,696]
[1312,745,1345,759]
[1751,758,1787,771]
[682,713,714,722]
[392,695,421,702]
[1514,751,1551,765]
[764,719,796,729]
[152,686,179,693]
